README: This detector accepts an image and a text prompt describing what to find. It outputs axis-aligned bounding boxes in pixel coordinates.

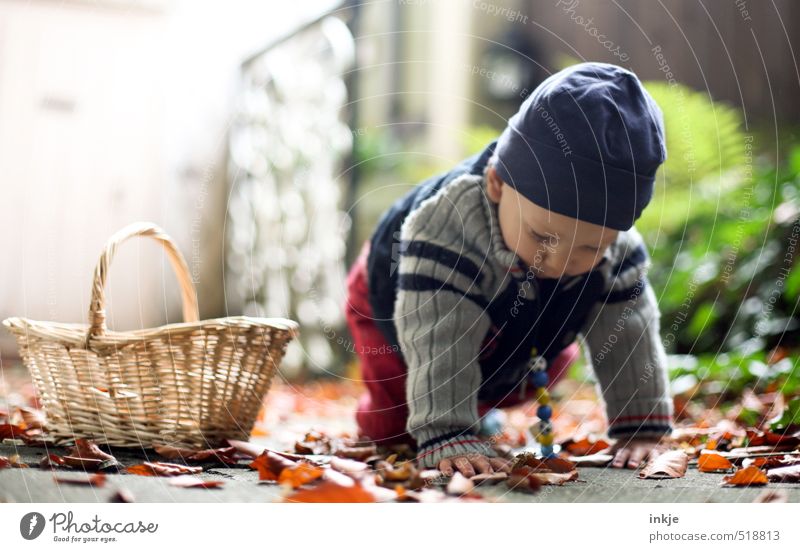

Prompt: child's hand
[608,436,667,469]
[438,453,514,477]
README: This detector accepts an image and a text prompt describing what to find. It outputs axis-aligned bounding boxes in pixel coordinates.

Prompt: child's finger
[489,457,512,473]
[453,457,476,477]
[611,448,630,468]
[470,455,494,475]
[439,458,454,477]
[627,448,646,469]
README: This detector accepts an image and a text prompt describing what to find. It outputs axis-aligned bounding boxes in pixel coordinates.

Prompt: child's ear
[485,166,503,203]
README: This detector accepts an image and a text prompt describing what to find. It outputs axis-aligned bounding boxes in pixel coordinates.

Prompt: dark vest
[366,140,606,401]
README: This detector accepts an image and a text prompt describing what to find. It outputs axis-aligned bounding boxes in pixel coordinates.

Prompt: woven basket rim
[2,314,300,347]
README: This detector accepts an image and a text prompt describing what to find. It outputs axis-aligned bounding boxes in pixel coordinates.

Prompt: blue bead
[537,404,552,420]
[540,444,555,457]
[531,371,549,388]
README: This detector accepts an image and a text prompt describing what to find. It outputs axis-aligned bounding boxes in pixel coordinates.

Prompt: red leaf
[0,423,26,440]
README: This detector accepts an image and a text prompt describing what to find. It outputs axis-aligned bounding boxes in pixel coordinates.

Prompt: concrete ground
[2,442,798,503]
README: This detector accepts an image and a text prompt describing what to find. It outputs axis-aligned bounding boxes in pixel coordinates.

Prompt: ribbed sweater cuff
[605,398,674,440]
[413,429,498,469]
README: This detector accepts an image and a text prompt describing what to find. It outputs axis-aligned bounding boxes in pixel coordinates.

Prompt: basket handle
[87,222,199,340]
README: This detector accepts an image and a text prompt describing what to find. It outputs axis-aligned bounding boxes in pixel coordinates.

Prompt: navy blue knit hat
[494,62,666,231]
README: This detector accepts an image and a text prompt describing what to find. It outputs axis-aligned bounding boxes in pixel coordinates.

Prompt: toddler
[344,62,673,477]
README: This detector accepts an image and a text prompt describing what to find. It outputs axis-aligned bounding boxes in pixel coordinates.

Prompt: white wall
[0,0,339,355]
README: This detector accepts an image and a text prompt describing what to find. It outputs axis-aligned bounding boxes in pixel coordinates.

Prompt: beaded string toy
[524,345,556,458]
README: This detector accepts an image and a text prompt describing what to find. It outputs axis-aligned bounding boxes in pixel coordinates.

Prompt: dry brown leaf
[126,462,202,477]
[109,488,135,503]
[753,489,788,503]
[638,450,689,479]
[471,472,508,485]
[568,453,614,467]
[721,466,768,486]
[53,473,107,486]
[766,464,800,483]
[154,445,239,465]
[167,475,225,489]
[329,456,370,477]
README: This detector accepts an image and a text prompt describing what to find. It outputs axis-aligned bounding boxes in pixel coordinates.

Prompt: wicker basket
[3,222,299,449]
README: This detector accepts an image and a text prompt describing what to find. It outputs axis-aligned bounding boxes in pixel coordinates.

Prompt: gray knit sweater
[393,173,674,469]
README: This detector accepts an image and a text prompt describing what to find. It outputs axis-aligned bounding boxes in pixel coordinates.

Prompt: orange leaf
[697,453,733,472]
[722,466,768,486]
[283,480,377,503]
[278,462,325,489]
[249,451,297,481]
[562,436,612,456]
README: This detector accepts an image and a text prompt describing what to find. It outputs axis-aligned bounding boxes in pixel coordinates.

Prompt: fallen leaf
[329,456,370,477]
[39,454,68,470]
[167,475,225,489]
[283,480,377,503]
[560,436,612,456]
[753,489,788,503]
[126,462,202,477]
[53,473,107,486]
[568,453,614,467]
[721,466,768,486]
[697,452,733,472]
[154,445,239,465]
[766,464,800,483]
[249,451,297,481]
[226,439,312,462]
[0,423,26,440]
[505,469,542,494]
[16,406,47,430]
[638,450,689,479]
[278,462,326,489]
[68,439,117,463]
[470,472,508,485]
[333,444,378,461]
[109,488,135,503]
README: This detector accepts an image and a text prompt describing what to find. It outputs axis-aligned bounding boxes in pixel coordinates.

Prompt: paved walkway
[2,442,797,503]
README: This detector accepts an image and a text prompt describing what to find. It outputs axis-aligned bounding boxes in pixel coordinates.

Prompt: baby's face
[486,166,618,279]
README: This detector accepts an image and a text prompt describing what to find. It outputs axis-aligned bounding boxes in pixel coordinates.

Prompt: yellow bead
[536,388,550,405]
[537,433,554,445]
[530,346,538,356]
